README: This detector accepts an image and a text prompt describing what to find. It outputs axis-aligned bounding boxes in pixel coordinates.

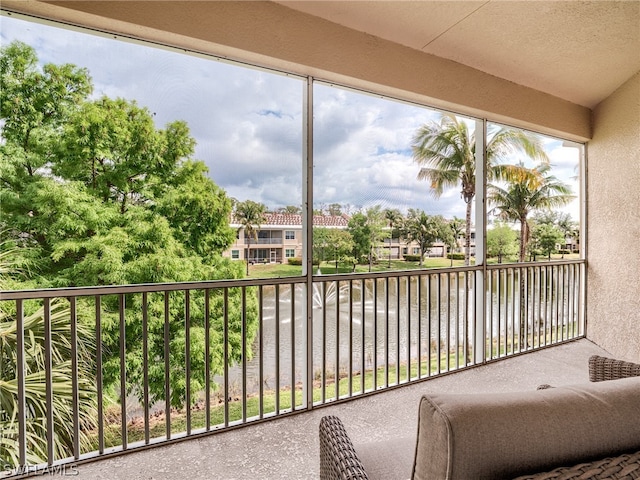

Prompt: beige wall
[587,71,640,361]
[5,0,591,141]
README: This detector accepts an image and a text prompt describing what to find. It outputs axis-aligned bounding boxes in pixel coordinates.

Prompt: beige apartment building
[226,213,580,264]
[225,212,457,264]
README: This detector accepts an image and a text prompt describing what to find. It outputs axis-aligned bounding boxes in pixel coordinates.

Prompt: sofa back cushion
[411,376,640,480]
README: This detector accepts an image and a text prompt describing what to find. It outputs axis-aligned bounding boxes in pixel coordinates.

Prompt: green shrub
[403,254,422,262]
[287,257,302,266]
[447,253,465,260]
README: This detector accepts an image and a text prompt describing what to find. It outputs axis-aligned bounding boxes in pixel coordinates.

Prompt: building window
[285,249,296,258]
[285,230,295,240]
[231,249,239,259]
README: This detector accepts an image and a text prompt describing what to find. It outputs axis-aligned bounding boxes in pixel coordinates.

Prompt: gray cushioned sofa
[319,355,640,480]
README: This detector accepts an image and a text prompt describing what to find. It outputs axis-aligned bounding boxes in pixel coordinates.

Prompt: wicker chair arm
[588,355,640,382]
[515,450,640,480]
[319,415,369,480]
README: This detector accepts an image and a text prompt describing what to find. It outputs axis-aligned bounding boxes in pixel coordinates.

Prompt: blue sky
[1,13,580,221]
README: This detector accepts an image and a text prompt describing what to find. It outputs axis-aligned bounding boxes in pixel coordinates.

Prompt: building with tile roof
[225,212,460,264]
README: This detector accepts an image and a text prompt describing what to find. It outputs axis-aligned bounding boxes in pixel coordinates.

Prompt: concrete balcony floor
[55,339,609,480]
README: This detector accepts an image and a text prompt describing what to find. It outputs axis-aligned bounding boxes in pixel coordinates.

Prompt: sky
[0,13,581,221]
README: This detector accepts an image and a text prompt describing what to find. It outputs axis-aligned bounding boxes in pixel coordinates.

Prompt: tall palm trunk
[518,218,529,348]
[464,200,472,266]
[518,218,528,262]
[246,237,251,275]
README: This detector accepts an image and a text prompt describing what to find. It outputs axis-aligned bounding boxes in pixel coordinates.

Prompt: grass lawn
[246,258,466,278]
[244,253,580,279]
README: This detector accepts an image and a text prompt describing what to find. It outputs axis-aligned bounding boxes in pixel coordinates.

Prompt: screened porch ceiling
[275,0,640,109]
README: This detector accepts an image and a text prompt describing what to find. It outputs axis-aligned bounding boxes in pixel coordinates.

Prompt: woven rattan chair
[319,415,369,480]
[588,355,640,382]
[514,451,640,480]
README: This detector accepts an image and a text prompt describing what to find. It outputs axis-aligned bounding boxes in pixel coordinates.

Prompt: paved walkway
[51,339,610,479]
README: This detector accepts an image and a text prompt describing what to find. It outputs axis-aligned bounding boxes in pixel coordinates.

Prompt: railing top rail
[312,264,479,283]
[486,259,585,270]
[0,276,306,300]
[0,259,585,301]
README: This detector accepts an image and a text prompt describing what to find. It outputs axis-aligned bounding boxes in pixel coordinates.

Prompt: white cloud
[1,15,580,222]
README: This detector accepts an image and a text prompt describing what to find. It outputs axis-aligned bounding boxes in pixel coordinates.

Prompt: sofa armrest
[411,377,640,480]
[589,355,640,382]
[319,415,369,480]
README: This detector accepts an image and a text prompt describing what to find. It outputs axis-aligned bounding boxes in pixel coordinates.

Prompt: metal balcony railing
[0,260,585,478]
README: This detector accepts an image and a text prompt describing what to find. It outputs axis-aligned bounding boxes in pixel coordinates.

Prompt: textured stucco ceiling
[275,0,640,108]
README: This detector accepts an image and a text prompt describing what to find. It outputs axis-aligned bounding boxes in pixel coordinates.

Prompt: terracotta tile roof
[263,213,350,227]
[231,213,349,228]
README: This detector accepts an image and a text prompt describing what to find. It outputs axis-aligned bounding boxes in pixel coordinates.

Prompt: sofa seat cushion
[412,377,640,480]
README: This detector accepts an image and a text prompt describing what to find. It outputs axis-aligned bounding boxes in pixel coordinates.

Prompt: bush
[447,253,465,260]
[287,258,321,266]
[558,249,571,255]
[403,254,422,262]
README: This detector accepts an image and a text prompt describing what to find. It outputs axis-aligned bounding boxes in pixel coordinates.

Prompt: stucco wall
[587,71,640,361]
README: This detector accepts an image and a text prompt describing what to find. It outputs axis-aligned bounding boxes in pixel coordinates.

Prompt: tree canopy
[0,41,256,420]
[0,41,238,287]
[402,210,452,266]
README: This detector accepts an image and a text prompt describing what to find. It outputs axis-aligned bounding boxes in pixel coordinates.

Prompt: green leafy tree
[313,227,354,273]
[234,200,267,275]
[402,210,451,266]
[155,160,236,258]
[347,213,370,264]
[488,163,574,262]
[0,42,256,418]
[0,41,92,178]
[530,223,565,260]
[486,221,518,263]
[347,206,387,271]
[412,114,549,265]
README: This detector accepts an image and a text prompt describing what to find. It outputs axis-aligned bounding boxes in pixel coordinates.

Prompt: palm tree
[412,114,549,265]
[234,200,267,275]
[488,163,574,262]
[402,210,450,267]
[555,212,579,257]
[0,245,97,470]
[384,208,402,268]
[447,216,465,265]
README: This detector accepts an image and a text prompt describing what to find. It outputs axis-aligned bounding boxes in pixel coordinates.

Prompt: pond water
[222,269,579,396]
